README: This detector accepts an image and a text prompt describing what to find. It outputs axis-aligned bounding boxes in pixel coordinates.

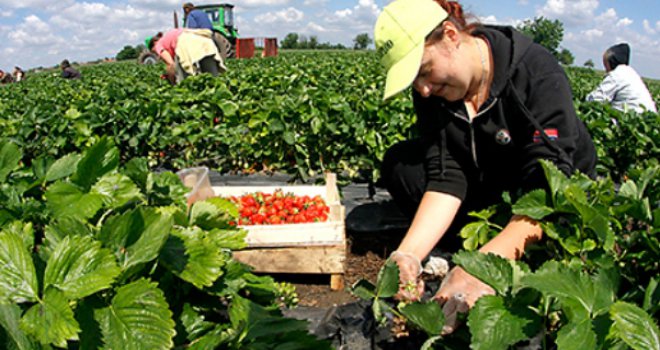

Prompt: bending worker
[586,43,657,113]
[148,28,226,85]
[374,0,597,334]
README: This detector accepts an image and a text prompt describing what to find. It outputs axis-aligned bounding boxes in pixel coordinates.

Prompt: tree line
[114,19,600,68]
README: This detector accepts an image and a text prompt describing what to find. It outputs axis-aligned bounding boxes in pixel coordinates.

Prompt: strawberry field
[0,51,659,349]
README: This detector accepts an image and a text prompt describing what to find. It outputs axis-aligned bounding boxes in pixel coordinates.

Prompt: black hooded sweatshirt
[413,25,597,211]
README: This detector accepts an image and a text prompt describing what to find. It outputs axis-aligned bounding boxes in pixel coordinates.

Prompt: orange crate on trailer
[236,38,255,58]
[263,38,278,57]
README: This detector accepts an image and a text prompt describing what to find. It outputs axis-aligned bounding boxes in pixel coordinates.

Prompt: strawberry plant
[0,138,331,349]
[353,161,660,348]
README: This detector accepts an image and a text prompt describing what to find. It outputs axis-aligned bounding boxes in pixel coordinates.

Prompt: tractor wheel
[138,51,159,65]
[213,33,234,60]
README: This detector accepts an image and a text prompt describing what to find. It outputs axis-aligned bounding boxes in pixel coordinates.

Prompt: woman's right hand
[389,251,424,301]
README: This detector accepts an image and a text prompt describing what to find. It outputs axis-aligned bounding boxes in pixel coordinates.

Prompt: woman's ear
[442,21,461,49]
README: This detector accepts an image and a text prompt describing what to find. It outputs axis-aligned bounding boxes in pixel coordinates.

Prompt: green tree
[584,59,595,68]
[517,17,564,57]
[353,33,372,50]
[308,35,319,49]
[281,33,299,49]
[558,48,574,65]
[116,45,138,61]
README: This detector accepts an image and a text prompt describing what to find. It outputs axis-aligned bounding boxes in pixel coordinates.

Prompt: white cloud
[538,0,599,27]
[303,0,328,5]
[305,22,327,33]
[582,28,604,41]
[642,19,657,35]
[616,18,632,27]
[254,7,303,24]
[240,0,291,7]
[518,0,529,5]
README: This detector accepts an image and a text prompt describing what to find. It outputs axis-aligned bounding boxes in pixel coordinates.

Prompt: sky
[0,0,658,78]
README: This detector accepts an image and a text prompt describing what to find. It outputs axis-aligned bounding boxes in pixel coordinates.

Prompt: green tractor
[187,3,238,59]
[138,3,238,64]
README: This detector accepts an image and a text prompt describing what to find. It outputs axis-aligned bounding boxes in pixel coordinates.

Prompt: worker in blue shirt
[183,3,213,31]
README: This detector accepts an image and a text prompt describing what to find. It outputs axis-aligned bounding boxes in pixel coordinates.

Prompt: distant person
[148,28,226,84]
[586,43,657,113]
[12,66,25,82]
[60,60,81,80]
[0,69,14,84]
[183,3,213,31]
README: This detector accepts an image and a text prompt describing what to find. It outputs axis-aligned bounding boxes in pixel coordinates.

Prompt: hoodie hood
[473,25,535,98]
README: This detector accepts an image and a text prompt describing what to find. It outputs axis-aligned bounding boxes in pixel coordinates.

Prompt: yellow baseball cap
[374,0,448,100]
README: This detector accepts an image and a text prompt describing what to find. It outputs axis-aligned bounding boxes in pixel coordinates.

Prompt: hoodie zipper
[451,98,498,170]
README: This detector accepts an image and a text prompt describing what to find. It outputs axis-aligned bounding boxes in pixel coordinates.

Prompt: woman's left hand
[433,266,495,335]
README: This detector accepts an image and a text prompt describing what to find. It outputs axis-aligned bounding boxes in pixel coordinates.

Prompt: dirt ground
[274,231,405,308]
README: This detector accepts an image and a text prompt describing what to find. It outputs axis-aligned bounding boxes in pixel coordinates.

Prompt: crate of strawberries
[212,173,345,248]
[212,173,346,287]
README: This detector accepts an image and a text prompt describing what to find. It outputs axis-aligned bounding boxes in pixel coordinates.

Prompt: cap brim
[383,42,424,100]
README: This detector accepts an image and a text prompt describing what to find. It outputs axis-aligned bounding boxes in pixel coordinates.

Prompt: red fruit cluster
[229,189,330,226]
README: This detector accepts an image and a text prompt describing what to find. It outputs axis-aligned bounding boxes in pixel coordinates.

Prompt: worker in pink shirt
[148,28,226,84]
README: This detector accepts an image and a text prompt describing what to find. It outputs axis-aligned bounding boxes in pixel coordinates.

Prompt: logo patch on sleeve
[533,129,559,143]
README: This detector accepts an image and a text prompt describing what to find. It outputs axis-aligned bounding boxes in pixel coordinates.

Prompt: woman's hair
[60,59,70,68]
[604,43,630,70]
[148,32,163,50]
[426,0,480,44]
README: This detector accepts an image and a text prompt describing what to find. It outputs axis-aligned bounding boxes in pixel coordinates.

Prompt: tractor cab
[183,4,238,40]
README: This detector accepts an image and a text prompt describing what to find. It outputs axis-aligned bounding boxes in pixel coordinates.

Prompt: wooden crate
[212,173,346,290]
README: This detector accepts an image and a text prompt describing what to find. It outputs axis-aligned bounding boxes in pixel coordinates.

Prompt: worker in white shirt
[586,43,657,114]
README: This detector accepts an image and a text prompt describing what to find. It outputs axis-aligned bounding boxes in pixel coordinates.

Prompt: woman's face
[412,33,471,101]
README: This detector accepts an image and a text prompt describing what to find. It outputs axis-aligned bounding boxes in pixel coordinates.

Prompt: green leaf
[453,251,513,296]
[71,137,120,191]
[567,199,615,251]
[43,235,120,300]
[0,140,22,183]
[460,221,490,251]
[400,301,444,335]
[282,131,296,145]
[609,301,660,350]
[45,153,81,182]
[351,279,377,300]
[540,160,569,200]
[40,216,92,262]
[219,100,238,117]
[421,336,443,350]
[522,261,602,320]
[98,208,173,272]
[0,304,38,350]
[189,200,234,230]
[147,171,189,208]
[643,277,659,313]
[124,157,150,190]
[159,227,228,289]
[208,228,246,251]
[3,221,35,253]
[0,230,38,304]
[180,303,216,341]
[91,173,143,208]
[467,295,529,350]
[20,288,80,348]
[95,279,175,350]
[45,182,104,220]
[511,189,554,220]
[377,259,400,298]
[555,319,598,350]
[205,196,239,219]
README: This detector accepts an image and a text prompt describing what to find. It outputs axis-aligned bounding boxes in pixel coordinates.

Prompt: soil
[272,230,406,308]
